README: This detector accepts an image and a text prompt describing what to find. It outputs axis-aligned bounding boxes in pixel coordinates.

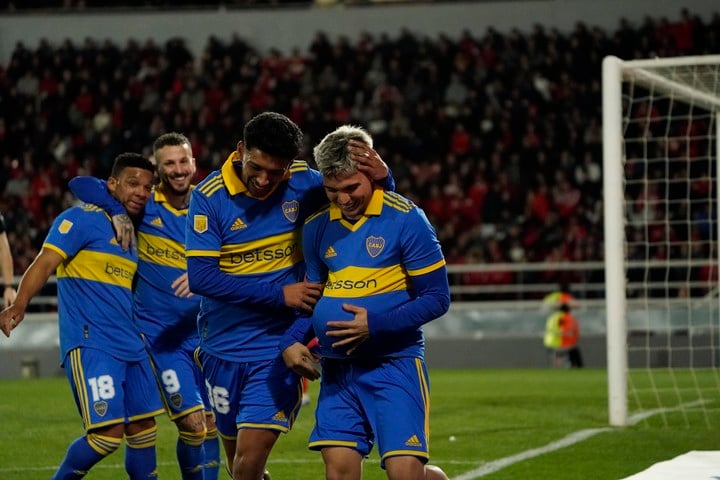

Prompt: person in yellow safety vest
[542,282,577,311]
[544,303,583,368]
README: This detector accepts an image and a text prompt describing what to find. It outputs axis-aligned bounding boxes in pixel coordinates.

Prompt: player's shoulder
[382,191,416,214]
[304,204,331,226]
[381,191,435,232]
[289,160,323,184]
[193,170,225,199]
[142,192,162,213]
[52,203,107,232]
[67,203,108,219]
[289,159,313,174]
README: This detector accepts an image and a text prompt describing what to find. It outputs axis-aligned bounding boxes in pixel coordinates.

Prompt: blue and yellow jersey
[134,189,201,352]
[185,155,328,362]
[302,187,446,360]
[66,176,201,352]
[43,204,146,362]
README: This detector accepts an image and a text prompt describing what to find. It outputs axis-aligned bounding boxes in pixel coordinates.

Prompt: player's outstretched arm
[69,176,136,251]
[366,267,450,337]
[69,176,125,215]
[0,248,63,337]
[186,255,288,309]
[0,231,15,308]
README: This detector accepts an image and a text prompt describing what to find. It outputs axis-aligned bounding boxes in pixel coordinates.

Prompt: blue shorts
[197,349,303,440]
[64,347,164,431]
[309,356,431,467]
[148,344,209,420]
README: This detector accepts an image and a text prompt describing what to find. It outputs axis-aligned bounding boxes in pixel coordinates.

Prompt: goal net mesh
[620,58,720,427]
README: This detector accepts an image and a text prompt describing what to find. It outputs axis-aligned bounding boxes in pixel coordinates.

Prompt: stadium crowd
[0,0,313,10]
[0,8,718,295]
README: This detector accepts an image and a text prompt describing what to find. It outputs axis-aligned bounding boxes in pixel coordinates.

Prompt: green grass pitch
[1,369,718,479]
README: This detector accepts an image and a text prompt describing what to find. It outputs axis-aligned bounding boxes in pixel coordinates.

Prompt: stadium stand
[1,7,718,297]
[0,1,312,9]
[0,3,719,375]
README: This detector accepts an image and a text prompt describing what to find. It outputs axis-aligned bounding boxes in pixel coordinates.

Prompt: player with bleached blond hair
[282,125,451,480]
[185,113,394,480]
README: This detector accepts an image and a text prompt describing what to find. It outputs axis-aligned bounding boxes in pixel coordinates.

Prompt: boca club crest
[366,236,385,258]
[170,393,183,409]
[282,200,299,223]
[93,401,108,417]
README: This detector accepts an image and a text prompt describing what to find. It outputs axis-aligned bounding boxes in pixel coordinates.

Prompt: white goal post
[602,55,720,427]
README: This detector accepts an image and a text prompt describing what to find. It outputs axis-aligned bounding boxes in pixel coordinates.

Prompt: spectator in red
[552,172,580,218]
[449,122,471,155]
[461,247,493,300]
[467,170,489,220]
[525,177,550,223]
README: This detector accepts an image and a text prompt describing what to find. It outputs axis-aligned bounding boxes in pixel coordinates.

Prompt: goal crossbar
[618,55,720,111]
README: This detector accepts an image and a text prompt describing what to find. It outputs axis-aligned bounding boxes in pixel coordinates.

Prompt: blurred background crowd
[1,1,314,9]
[0,5,718,296]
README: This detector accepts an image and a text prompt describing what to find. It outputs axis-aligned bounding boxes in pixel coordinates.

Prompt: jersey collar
[221,152,249,196]
[153,185,194,213]
[221,151,292,199]
[329,185,384,221]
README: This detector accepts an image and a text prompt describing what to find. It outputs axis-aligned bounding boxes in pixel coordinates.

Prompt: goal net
[602,55,720,427]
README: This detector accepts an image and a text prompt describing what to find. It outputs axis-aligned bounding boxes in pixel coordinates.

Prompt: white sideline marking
[450,400,709,480]
[449,427,611,480]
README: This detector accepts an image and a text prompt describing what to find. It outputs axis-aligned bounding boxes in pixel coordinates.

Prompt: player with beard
[68,133,220,480]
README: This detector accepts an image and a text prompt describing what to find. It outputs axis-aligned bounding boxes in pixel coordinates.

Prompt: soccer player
[0,153,164,480]
[68,132,221,480]
[282,125,451,480]
[185,112,393,480]
[0,211,16,307]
